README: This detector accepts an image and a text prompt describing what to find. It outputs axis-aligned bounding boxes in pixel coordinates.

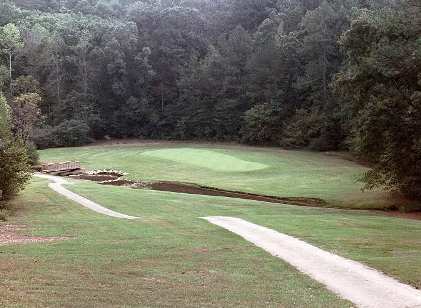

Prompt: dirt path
[34,174,139,220]
[203,216,421,308]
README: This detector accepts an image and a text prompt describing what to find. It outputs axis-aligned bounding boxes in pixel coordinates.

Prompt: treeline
[0,0,420,198]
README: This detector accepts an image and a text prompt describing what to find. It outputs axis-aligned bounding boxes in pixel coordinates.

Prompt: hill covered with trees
[0,0,420,198]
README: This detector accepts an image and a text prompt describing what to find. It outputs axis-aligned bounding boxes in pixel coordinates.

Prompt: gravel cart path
[204,216,421,308]
[35,173,139,220]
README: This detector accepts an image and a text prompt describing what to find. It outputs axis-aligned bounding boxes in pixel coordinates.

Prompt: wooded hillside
[0,0,420,197]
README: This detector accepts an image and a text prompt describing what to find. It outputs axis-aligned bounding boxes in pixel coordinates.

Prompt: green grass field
[3,143,421,306]
[2,176,421,307]
[39,142,396,209]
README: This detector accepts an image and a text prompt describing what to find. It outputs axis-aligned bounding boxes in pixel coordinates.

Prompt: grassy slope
[2,179,421,307]
[1,179,352,308]
[72,181,421,289]
[39,142,393,209]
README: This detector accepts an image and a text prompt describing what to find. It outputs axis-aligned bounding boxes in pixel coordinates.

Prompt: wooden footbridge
[41,161,81,173]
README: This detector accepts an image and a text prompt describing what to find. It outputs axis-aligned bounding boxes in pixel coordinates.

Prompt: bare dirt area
[0,224,66,245]
[144,181,327,207]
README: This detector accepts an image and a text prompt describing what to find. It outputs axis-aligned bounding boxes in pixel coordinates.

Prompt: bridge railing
[41,161,81,172]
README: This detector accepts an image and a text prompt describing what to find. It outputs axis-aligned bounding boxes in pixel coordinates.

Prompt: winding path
[35,173,139,220]
[204,216,421,308]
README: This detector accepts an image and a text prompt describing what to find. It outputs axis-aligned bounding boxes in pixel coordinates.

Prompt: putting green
[141,148,268,172]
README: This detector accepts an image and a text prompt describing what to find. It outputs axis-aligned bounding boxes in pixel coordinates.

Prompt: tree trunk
[320,13,328,105]
[322,45,328,104]
[161,82,164,113]
[53,55,61,123]
[8,51,12,97]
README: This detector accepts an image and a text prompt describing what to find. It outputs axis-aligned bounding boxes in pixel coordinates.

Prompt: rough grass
[40,142,396,209]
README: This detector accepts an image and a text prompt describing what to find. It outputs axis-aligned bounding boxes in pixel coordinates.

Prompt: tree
[241,102,283,144]
[0,0,398,156]
[11,93,42,142]
[0,24,24,96]
[0,92,11,141]
[0,138,32,200]
[334,3,421,197]
[12,75,42,97]
[0,92,31,200]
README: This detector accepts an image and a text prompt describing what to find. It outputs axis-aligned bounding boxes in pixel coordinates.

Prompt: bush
[25,142,39,165]
[280,108,322,148]
[54,119,92,147]
[33,120,92,149]
[241,103,283,145]
[0,139,32,200]
[32,126,58,149]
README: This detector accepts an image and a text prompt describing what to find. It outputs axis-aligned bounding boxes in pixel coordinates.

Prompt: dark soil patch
[70,174,120,182]
[143,181,327,207]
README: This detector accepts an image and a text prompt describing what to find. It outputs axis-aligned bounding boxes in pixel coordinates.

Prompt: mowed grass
[40,142,394,209]
[142,148,268,172]
[1,178,351,308]
[2,178,421,307]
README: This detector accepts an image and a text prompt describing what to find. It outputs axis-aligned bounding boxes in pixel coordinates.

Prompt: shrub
[25,142,39,165]
[32,126,58,149]
[33,120,92,149]
[280,108,322,148]
[241,103,283,145]
[0,139,32,200]
[54,119,91,147]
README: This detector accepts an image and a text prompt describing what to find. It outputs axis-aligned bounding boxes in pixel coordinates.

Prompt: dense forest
[0,0,420,199]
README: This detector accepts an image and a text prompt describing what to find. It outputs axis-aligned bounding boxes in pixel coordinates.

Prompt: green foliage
[334,3,421,198]
[25,141,39,165]
[0,138,31,200]
[0,23,23,52]
[281,108,324,148]
[0,92,11,140]
[11,92,42,142]
[33,119,91,149]
[60,120,89,146]
[0,65,8,90]
[241,103,283,145]
[3,0,362,145]
[0,92,32,200]
[12,75,42,96]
